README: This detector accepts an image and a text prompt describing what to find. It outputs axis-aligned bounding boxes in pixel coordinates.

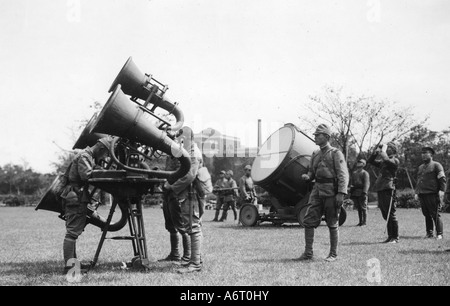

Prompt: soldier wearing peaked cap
[219,170,239,222]
[350,159,370,226]
[297,124,349,262]
[415,146,446,239]
[60,137,112,274]
[212,170,228,221]
[239,165,257,206]
[368,141,400,244]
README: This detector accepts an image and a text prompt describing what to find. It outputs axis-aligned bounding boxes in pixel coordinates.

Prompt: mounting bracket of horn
[108,136,190,184]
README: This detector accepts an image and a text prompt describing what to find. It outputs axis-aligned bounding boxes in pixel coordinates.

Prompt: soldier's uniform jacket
[415,160,446,194]
[170,155,200,201]
[368,152,399,191]
[350,168,370,197]
[214,177,229,197]
[239,175,256,200]
[224,178,238,202]
[165,155,180,172]
[67,147,95,188]
[308,144,349,197]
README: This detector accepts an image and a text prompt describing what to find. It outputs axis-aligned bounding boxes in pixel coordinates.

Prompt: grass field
[0,205,449,286]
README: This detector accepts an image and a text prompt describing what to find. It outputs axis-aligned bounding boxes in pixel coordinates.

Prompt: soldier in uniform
[239,165,257,206]
[298,124,349,262]
[212,170,228,221]
[350,159,370,226]
[219,170,239,221]
[368,142,400,243]
[159,154,191,264]
[164,129,204,273]
[61,137,112,274]
[414,146,446,239]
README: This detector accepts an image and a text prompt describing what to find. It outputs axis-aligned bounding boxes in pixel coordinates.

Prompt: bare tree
[298,85,426,168]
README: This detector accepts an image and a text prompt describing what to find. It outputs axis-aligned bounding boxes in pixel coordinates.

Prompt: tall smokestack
[257,119,262,148]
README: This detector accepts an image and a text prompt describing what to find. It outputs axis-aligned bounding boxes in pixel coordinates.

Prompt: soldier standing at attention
[239,165,257,206]
[414,146,446,239]
[368,142,400,244]
[298,124,349,262]
[212,170,227,221]
[219,170,239,222]
[350,159,370,226]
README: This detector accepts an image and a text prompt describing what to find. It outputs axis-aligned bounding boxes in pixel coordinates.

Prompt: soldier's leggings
[419,193,443,236]
[378,189,399,239]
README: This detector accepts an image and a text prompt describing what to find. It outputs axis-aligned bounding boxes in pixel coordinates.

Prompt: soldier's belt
[315,178,336,184]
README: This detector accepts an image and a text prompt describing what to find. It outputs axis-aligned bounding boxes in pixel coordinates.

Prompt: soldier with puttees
[298,124,349,262]
[159,154,191,264]
[239,164,257,206]
[219,170,239,222]
[350,158,370,226]
[61,137,112,274]
[163,127,204,273]
[414,146,446,239]
[212,170,228,221]
[368,141,400,244]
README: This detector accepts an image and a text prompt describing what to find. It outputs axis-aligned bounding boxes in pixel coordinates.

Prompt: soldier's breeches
[163,195,184,234]
[179,196,202,235]
[64,201,87,239]
[352,195,368,211]
[303,195,339,228]
[419,193,443,235]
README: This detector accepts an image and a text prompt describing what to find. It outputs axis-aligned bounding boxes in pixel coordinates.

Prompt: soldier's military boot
[158,232,181,261]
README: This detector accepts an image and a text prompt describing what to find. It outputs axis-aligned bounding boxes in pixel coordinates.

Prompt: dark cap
[421,146,435,155]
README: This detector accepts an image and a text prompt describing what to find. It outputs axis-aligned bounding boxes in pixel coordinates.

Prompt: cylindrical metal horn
[73,113,108,150]
[91,85,191,184]
[109,57,184,131]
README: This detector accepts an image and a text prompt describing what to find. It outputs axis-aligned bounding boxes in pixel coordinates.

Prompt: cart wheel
[239,204,259,227]
[297,205,309,227]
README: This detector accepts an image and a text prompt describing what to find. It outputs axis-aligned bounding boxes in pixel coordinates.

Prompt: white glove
[381,144,387,153]
[414,194,418,201]
[164,181,172,190]
[301,174,310,181]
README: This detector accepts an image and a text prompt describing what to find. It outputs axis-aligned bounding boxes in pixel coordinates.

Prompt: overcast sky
[1,0,449,173]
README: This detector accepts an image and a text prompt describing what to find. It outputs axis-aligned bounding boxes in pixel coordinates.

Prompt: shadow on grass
[215,223,332,230]
[399,235,426,240]
[0,259,176,277]
[398,249,448,255]
[241,257,318,264]
[340,241,382,246]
